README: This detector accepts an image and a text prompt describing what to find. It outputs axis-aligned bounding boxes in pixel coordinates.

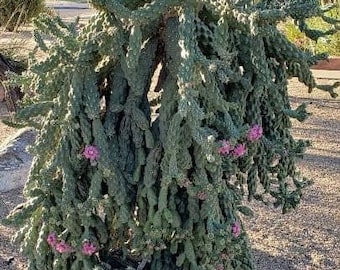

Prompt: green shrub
[284,7,340,56]
[0,0,45,31]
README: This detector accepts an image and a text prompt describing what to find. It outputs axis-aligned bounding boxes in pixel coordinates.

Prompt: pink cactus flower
[47,232,57,247]
[216,263,225,270]
[247,124,263,142]
[82,241,97,256]
[218,140,233,155]
[83,145,100,162]
[55,240,73,253]
[232,143,247,157]
[232,222,241,238]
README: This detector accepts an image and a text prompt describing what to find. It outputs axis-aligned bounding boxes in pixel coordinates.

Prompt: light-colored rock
[0,128,36,192]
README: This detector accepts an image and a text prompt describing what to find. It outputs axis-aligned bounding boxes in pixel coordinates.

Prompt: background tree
[0,53,24,111]
[4,0,339,269]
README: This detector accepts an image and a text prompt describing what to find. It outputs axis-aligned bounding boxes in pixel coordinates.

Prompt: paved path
[46,0,94,22]
[312,69,340,80]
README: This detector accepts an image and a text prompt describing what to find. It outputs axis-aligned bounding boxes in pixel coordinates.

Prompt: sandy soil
[0,78,339,269]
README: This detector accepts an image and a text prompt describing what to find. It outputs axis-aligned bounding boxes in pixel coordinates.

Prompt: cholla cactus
[4,0,339,269]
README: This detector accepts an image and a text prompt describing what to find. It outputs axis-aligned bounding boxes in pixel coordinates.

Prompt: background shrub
[284,7,340,56]
[0,0,45,32]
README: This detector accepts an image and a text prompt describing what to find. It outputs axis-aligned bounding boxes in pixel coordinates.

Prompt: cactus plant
[4,0,339,269]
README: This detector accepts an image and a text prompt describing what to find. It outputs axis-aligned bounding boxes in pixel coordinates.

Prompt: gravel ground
[0,78,339,269]
[247,78,340,270]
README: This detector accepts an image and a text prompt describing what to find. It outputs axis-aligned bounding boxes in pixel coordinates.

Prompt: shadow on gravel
[290,96,340,104]
[252,249,298,270]
[301,153,340,173]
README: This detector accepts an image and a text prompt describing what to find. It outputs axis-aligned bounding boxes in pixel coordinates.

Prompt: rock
[0,128,36,192]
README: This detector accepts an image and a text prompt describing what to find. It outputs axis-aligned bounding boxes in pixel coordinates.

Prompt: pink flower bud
[247,124,263,142]
[83,145,100,162]
[216,263,225,270]
[218,140,233,155]
[232,143,247,158]
[220,252,228,260]
[55,240,73,253]
[47,232,57,247]
[197,191,207,201]
[82,241,97,256]
[232,222,241,238]
[180,179,191,188]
